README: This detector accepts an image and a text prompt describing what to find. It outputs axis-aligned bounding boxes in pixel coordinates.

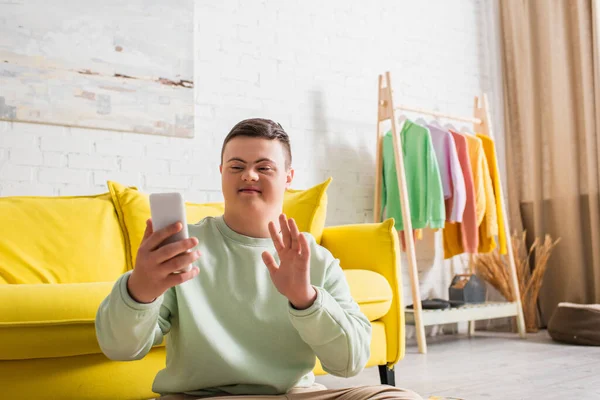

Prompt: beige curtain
[499,0,600,326]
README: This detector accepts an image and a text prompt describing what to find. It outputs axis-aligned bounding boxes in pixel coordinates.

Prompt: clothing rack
[374,71,526,354]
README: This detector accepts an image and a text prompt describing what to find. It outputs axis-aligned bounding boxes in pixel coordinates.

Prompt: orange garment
[477,134,507,254]
[444,131,478,258]
[464,135,486,226]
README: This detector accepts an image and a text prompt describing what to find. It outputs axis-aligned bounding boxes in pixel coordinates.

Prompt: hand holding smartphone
[126,192,200,303]
[149,193,193,273]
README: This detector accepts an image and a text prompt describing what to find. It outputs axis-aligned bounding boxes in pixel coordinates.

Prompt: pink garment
[449,131,478,253]
[427,125,466,222]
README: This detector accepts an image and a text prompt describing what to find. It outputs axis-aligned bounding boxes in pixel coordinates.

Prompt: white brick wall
[3,134,38,150]
[43,152,67,168]
[68,154,119,171]
[8,148,44,166]
[0,164,34,182]
[0,0,504,333]
[40,135,93,154]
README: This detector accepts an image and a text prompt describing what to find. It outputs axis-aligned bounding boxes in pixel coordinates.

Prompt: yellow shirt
[464,135,486,226]
[477,134,507,254]
[465,135,498,254]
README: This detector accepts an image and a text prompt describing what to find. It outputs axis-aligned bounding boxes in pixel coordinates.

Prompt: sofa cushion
[344,269,393,321]
[280,177,331,244]
[0,271,388,360]
[0,282,162,360]
[107,178,331,269]
[0,192,128,284]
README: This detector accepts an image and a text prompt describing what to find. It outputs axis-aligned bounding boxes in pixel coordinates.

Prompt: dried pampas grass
[473,231,560,332]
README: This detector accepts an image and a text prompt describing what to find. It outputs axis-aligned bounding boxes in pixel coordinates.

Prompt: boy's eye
[258,166,272,171]
[230,166,243,170]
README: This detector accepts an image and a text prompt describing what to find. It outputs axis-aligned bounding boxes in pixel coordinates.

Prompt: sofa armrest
[320,218,405,367]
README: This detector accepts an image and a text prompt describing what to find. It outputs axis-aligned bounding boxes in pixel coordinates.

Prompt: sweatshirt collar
[214,215,275,247]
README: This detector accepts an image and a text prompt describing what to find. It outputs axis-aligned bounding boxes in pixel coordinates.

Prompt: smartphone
[149,192,192,273]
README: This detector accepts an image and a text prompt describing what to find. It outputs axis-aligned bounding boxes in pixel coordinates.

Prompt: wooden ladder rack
[374,71,526,354]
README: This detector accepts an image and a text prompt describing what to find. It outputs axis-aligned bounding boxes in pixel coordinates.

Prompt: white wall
[0,0,504,332]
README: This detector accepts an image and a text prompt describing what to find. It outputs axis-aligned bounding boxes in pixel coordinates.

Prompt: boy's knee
[371,385,424,400]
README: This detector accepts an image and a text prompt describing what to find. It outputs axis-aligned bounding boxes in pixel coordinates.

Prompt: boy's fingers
[298,232,311,261]
[166,266,199,287]
[161,250,201,274]
[279,214,291,248]
[155,237,199,264]
[146,222,182,251]
[268,221,284,252]
[262,251,279,275]
[288,218,300,252]
[142,219,153,242]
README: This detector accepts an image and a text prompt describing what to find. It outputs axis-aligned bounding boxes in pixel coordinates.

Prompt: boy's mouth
[238,187,262,194]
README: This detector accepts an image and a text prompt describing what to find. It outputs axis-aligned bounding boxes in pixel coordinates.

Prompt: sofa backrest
[0,177,332,285]
[0,193,129,284]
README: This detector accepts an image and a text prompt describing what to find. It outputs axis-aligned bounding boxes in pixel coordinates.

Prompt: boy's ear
[285,168,294,188]
[219,164,223,174]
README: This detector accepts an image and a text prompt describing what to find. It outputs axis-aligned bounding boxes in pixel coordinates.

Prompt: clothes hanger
[426,118,443,128]
[458,124,475,136]
[414,116,429,127]
[396,113,409,133]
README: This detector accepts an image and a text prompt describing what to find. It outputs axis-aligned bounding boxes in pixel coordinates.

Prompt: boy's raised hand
[262,214,317,310]
[127,219,200,304]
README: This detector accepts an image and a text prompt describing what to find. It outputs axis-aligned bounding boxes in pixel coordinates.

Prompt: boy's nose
[242,169,258,181]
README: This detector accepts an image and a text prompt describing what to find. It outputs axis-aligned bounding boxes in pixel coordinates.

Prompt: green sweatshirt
[95,215,371,397]
[380,120,445,231]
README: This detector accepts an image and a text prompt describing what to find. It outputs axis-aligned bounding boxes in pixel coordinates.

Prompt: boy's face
[220,137,293,218]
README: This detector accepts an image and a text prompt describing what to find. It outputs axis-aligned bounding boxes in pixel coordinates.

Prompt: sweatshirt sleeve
[287,252,372,378]
[95,271,174,361]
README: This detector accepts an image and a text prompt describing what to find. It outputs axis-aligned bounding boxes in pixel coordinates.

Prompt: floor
[315,330,600,400]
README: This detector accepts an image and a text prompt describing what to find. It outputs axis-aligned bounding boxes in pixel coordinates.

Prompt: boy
[96,118,422,400]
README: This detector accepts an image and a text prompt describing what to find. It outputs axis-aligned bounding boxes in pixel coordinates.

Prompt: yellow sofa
[0,179,405,400]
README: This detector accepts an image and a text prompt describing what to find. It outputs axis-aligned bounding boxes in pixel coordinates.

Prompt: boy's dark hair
[221,118,292,169]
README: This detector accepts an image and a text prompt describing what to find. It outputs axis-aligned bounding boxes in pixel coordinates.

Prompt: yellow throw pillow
[282,177,331,243]
[107,181,224,269]
[200,179,331,243]
[107,178,331,270]
[199,178,332,242]
[0,193,128,284]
